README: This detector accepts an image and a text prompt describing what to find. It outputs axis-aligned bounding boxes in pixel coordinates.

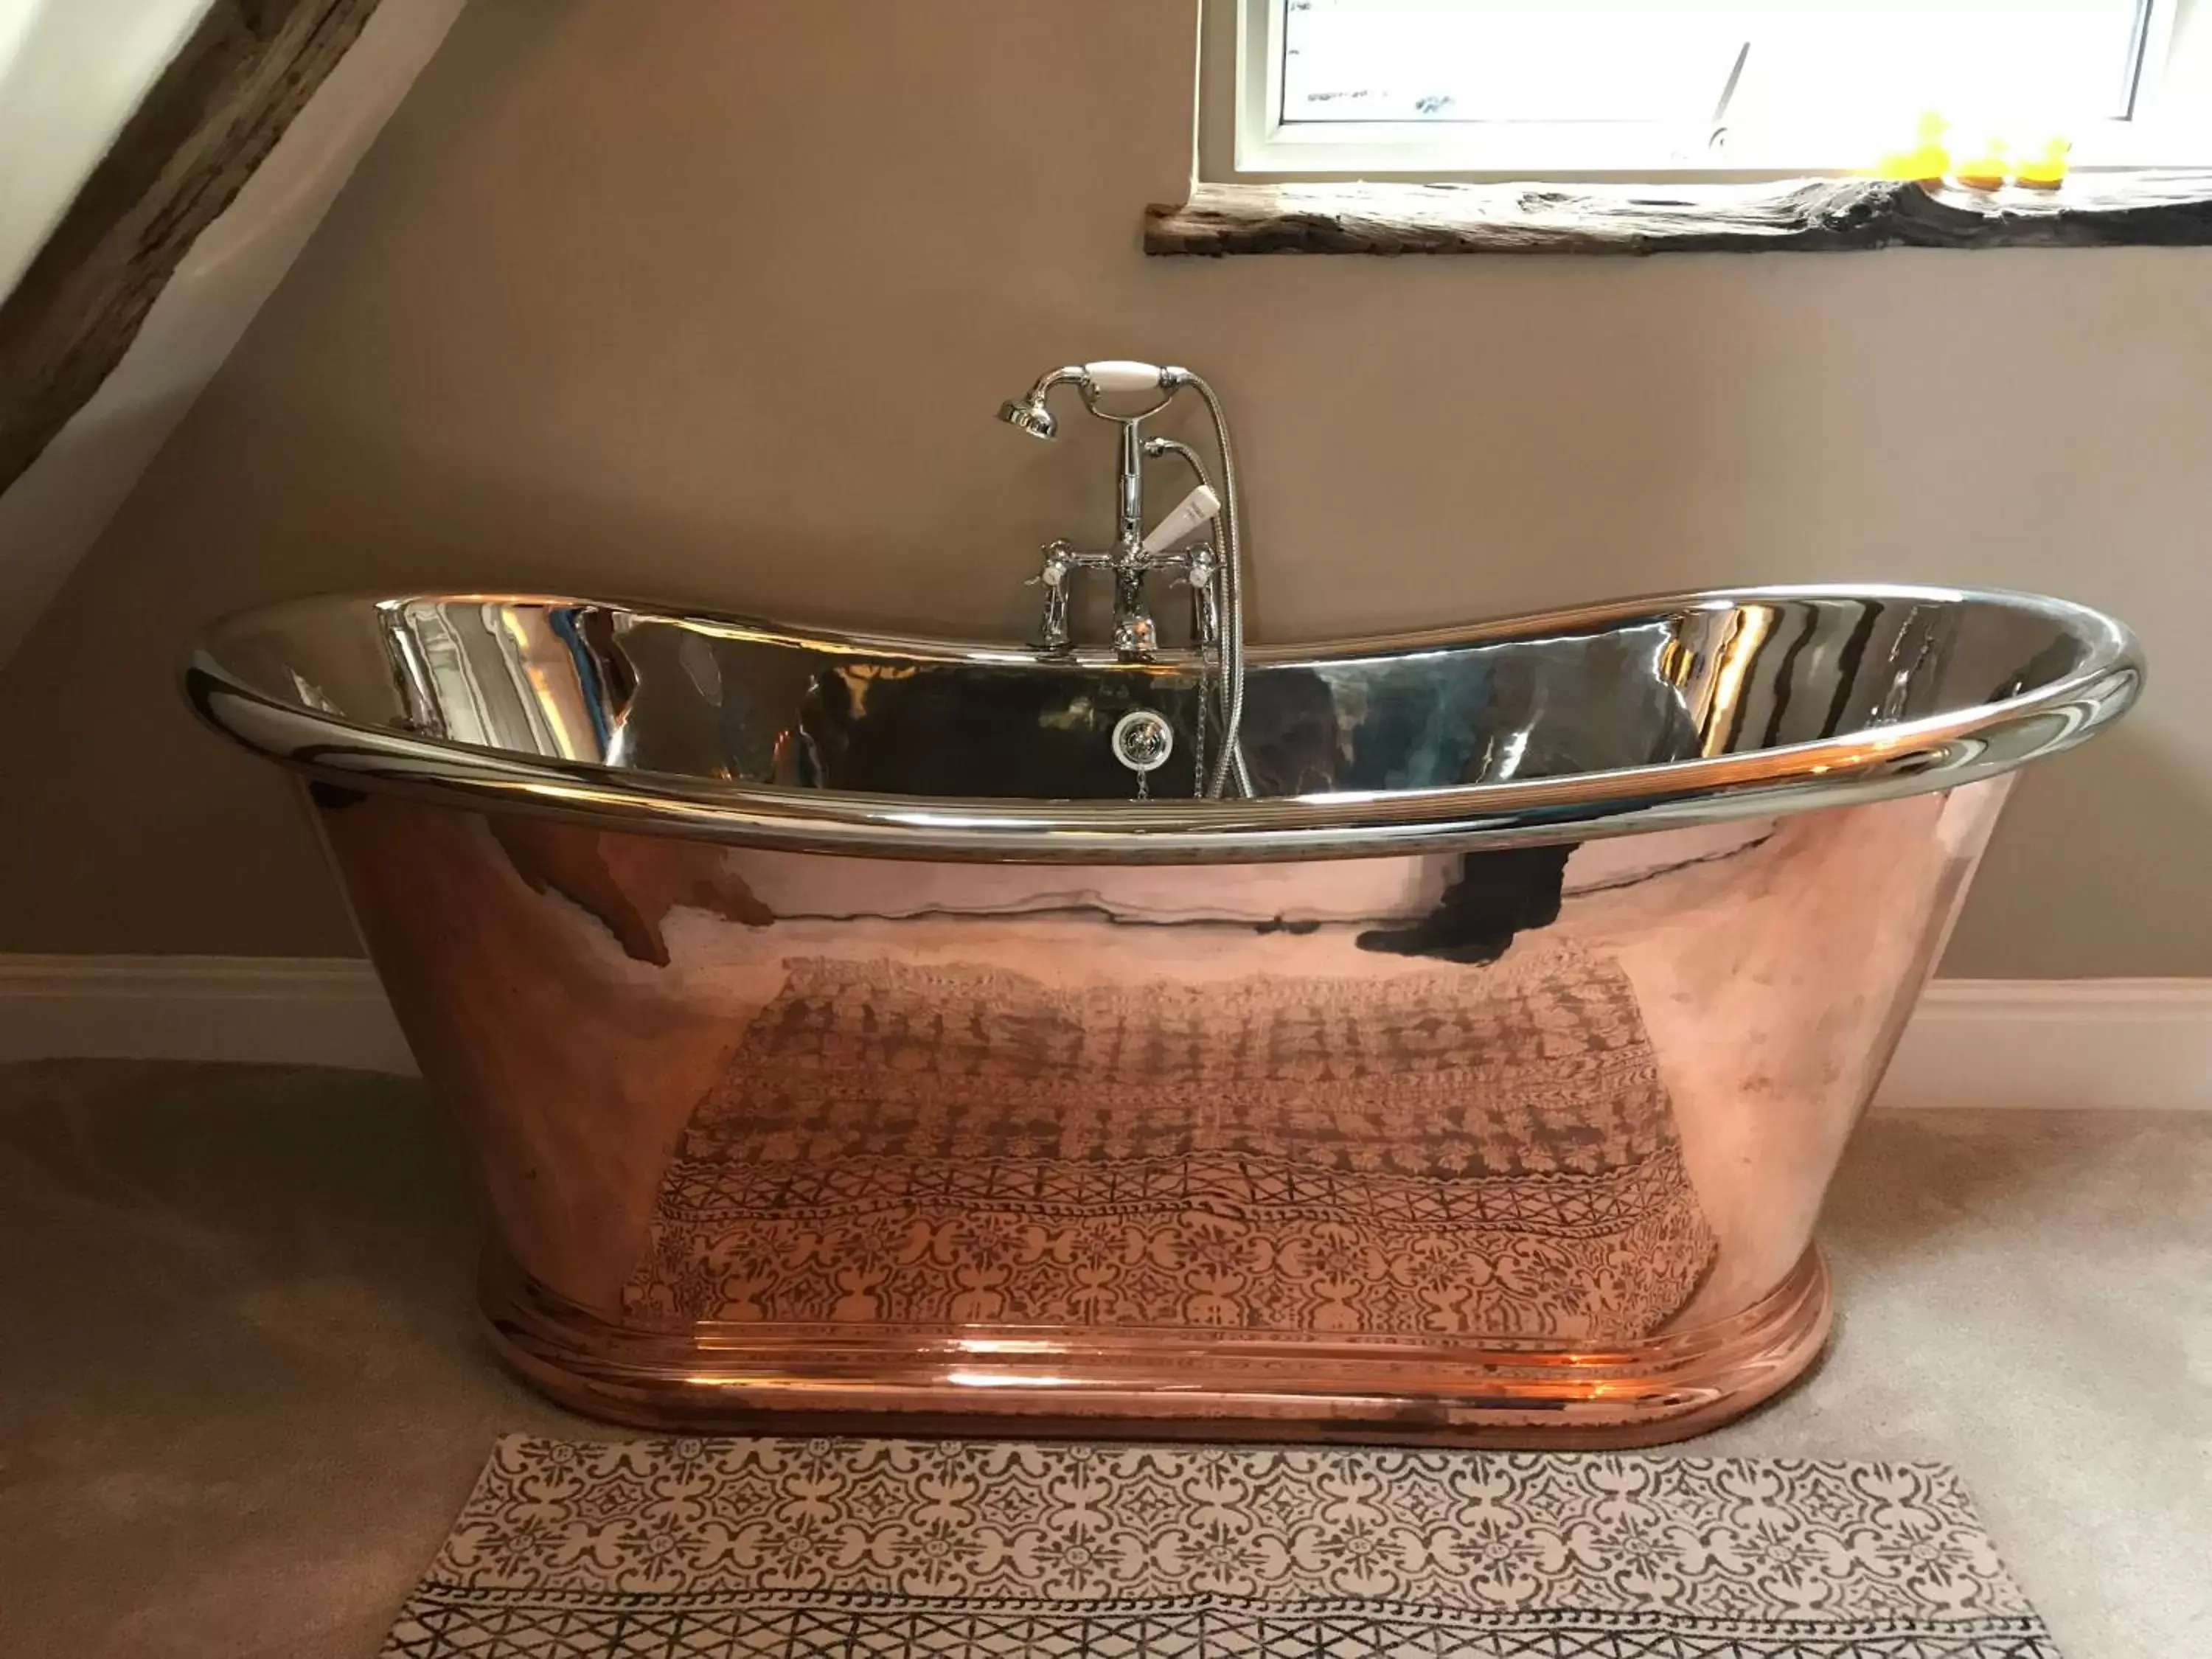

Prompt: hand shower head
[997,366,1086,440]
[997,395,1059,440]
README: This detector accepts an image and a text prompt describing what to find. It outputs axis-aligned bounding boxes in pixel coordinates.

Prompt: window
[1225,0,2211,178]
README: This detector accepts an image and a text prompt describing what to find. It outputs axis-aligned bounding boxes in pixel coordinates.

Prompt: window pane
[1281,1,1751,123]
[1280,0,2151,128]
[1725,2,2149,128]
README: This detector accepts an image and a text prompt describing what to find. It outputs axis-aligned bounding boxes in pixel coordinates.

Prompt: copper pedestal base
[481,1245,1831,1448]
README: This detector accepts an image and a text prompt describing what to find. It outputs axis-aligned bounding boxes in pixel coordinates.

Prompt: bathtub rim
[185,580,2141,864]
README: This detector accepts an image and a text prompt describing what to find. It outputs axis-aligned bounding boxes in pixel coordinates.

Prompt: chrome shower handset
[997,361,1180,438]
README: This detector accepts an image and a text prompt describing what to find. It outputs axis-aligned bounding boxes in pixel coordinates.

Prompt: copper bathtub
[187,585,2139,1444]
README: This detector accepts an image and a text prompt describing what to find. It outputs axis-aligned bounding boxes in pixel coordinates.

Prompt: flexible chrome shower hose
[1182,371,1253,799]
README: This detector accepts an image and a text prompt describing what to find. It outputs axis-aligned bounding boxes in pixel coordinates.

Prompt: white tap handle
[1140,483,1223,557]
[1085,360,1166,394]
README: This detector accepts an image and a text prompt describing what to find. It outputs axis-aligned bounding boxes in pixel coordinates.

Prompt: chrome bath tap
[998,359,1253,798]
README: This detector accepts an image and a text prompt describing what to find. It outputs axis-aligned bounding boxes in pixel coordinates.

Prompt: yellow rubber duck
[2016,137,2071,190]
[1954,138,2010,190]
[1873,112,1950,182]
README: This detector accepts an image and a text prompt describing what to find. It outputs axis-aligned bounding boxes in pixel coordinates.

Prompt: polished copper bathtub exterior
[191,586,2139,1443]
[313,776,1994,1441]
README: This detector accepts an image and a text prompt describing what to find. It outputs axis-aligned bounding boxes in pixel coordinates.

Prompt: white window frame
[1214,0,2212,181]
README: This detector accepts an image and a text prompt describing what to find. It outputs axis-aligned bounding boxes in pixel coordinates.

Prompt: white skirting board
[0,956,2207,1111]
[0,956,417,1077]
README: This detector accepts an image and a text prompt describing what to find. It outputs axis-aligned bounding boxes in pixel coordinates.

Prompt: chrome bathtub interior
[189,585,2140,861]
[998,358,1254,798]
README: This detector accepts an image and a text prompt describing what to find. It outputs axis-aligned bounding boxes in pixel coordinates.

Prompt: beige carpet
[0,1061,2205,1658]
[385,1436,2055,1657]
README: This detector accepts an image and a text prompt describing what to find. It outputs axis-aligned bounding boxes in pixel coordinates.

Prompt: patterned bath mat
[381,1436,2060,1657]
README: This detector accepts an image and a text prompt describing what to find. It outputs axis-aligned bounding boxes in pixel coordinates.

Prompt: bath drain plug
[1111,709,1174,773]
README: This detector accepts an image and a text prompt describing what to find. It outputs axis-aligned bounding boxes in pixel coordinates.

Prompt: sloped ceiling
[0,0,462,667]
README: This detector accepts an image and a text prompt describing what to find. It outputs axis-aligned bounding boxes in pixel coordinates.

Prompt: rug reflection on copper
[622,942,1716,1343]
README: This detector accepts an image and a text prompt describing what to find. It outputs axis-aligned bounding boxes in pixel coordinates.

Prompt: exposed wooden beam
[0,0,386,495]
[1147,173,2212,257]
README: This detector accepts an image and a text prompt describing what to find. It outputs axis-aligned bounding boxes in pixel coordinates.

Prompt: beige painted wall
[1,0,2205,974]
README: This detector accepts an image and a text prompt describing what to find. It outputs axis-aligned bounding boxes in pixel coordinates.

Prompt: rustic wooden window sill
[1144,173,2212,256]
